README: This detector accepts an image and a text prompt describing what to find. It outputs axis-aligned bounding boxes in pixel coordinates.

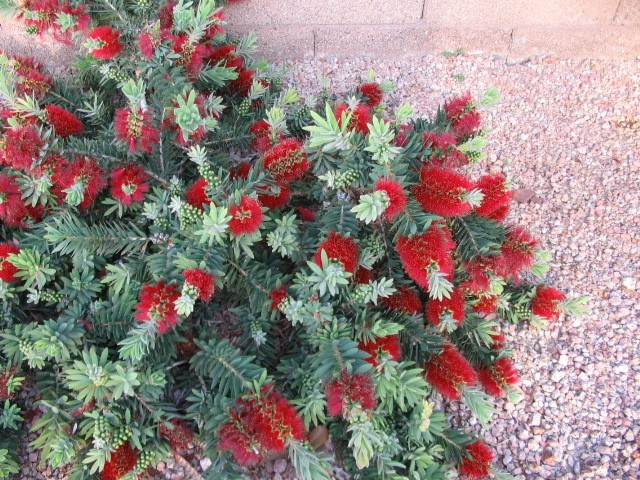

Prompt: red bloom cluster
[357,83,384,108]
[2,126,44,170]
[0,243,20,283]
[185,177,211,210]
[258,184,291,210]
[471,294,499,315]
[263,138,310,184]
[461,256,499,294]
[114,108,160,154]
[52,156,106,209]
[101,443,138,480]
[422,131,467,168]
[477,357,520,397]
[444,92,481,138]
[458,440,494,479]
[381,286,423,315]
[269,285,288,311]
[497,226,538,280]
[44,104,84,138]
[5,54,52,99]
[249,119,273,153]
[171,34,208,77]
[335,103,372,134]
[87,26,124,60]
[374,177,407,220]
[296,206,316,222]
[110,164,149,206]
[314,231,359,273]
[353,266,374,285]
[135,282,181,334]
[475,174,511,221]
[229,196,264,236]
[426,287,466,327]
[326,371,377,417]
[359,335,402,366]
[18,0,89,42]
[413,167,476,217]
[531,285,565,321]
[208,44,244,71]
[0,174,29,227]
[424,343,477,400]
[218,386,306,465]
[228,69,256,97]
[183,268,216,301]
[159,418,194,452]
[396,223,454,291]
[394,123,413,148]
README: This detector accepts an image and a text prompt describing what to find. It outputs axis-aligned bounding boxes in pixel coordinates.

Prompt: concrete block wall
[225,0,640,60]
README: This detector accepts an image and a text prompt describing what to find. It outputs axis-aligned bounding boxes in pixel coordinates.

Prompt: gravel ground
[4,24,639,478]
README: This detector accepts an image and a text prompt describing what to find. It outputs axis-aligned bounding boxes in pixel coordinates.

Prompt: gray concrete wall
[225,0,640,60]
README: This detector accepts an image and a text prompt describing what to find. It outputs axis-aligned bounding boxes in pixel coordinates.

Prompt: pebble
[273,459,287,474]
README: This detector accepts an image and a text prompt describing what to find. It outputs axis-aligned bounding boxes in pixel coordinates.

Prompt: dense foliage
[0,1,588,479]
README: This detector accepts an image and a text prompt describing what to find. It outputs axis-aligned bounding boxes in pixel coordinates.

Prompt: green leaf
[107,365,140,400]
[462,387,497,428]
[289,441,333,480]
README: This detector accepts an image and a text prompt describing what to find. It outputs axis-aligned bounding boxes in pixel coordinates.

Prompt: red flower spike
[335,103,372,134]
[531,285,565,321]
[296,207,316,222]
[475,174,511,219]
[452,110,482,138]
[487,204,509,222]
[394,123,413,148]
[208,44,245,71]
[353,266,374,285]
[171,34,208,77]
[478,357,520,397]
[160,419,194,452]
[101,443,138,480]
[52,156,106,210]
[359,335,402,367]
[185,177,211,211]
[314,231,359,273]
[269,285,287,311]
[374,177,407,220]
[44,104,84,138]
[135,282,181,334]
[114,108,159,154]
[413,166,476,217]
[159,0,177,31]
[357,83,384,108]
[228,69,255,97]
[229,196,263,236]
[87,26,124,60]
[263,138,310,184]
[0,174,29,227]
[183,268,216,301]
[258,184,291,210]
[422,131,467,169]
[424,343,477,401]
[472,294,499,315]
[3,126,44,170]
[326,371,377,418]
[444,92,474,120]
[110,164,149,206]
[381,286,423,315]
[458,440,494,479]
[496,226,538,280]
[138,33,156,60]
[396,224,454,291]
[426,287,466,327]
[0,243,20,283]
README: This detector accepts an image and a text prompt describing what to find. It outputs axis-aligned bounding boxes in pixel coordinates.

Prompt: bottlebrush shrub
[0,1,589,479]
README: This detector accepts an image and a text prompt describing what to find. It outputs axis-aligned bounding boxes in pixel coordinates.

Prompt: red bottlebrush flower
[44,104,84,138]
[478,357,520,397]
[229,195,263,236]
[326,371,377,417]
[270,285,287,311]
[359,335,402,367]
[87,26,124,60]
[394,123,413,148]
[160,419,194,452]
[452,110,481,138]
[314,231,359,273]
[110,164,149,206]
[0,243,20,283]
[444,93,482,138]
[0,174,29,227]
[135,282,181,334]
[461,256,499,294]
[218,385,306,466]
[171,35,208,76]
[52,156,106,209]
[159,0,177,31]
[258,184,291,210]
[8,54,52,99]
[70,398,96,419]
[444,92,474,119]
[138,32,156,60]
[489,332,506,350]
[263,138,310,184]
[458,440,494,479]
[475,174,511,219]
[413,166,476,217]
[335,103,372,134]
[353,266,374,285]
[424,343,477,400]
[250,119,273,153]
[230,162,252,181]
[101,443,138,480]
[422,131,467,168]
[114,108,159,154]
[472,294,499,315]
[228,69,255,97]
[496,226,538,280]
[426,287,466,327]
[374,177,407,221]
[56,2,91,36]
[17,0,58,34]
[396,224,454,291]
[204,10,225,39]
[357,82,384,108]
[531,285,565,321]
[382,286,423,315]
[185,177,211,211]
[183,268,215,301]
[3,126,44,170]
[296,206,316,222]
[488,204,509,222]
[208,44,245,71]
